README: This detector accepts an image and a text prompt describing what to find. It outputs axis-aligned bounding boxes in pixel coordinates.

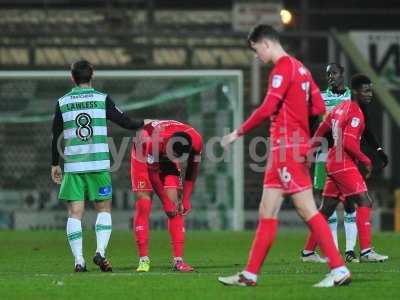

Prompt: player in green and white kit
[302,63,389,263]
[313,63,358,262]
[51,60,146,272]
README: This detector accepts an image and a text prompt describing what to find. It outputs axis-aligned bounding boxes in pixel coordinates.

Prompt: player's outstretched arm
[237,93,282,136]
[236,59,292,136]
[221,130,239,149]
[144,119,156,125]
[106,96,145,130]
[310,115,331,147]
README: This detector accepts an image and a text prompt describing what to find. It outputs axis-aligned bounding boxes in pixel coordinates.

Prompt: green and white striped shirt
[320,86,351,113]
[51,86,144,172]
[58,87,110,173]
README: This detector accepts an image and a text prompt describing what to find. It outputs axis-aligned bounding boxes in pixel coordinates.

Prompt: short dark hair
[71,60,94,85]
[326,62,344,74]
[350,74,371,90]
[170,131,192,157]
[247,24,280,48]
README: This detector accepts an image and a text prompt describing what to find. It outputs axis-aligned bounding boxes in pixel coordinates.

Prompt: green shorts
[59,171,112,201]
[313,161,327,190]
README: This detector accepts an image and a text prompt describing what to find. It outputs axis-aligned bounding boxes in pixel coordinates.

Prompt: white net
[0,70,243,230]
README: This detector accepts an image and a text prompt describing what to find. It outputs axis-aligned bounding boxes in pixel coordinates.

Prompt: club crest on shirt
[272,75,283,88]
[147,154,155,164]
[351,117,360,127]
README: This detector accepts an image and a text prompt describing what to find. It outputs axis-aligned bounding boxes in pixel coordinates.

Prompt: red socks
[304,232,318,252]
[245,218,278,274]
[134,197,186,259]
[168,214,185,258]
[307,213,344,269]
[356,207,372,252]
[304,213,328,252]
[133,198,152,257]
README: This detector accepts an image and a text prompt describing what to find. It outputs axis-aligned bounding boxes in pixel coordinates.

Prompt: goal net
[0,70,243,230]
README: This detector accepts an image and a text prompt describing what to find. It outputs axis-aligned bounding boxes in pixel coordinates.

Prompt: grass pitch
[0,230,399,300]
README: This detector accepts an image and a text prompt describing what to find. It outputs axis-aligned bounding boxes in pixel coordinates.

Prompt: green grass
[0,230,399,299]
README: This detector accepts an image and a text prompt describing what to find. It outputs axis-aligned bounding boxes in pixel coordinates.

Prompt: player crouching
[131,120,202,272]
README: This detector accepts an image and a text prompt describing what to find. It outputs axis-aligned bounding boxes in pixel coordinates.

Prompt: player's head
[326,63,344,90]
[170,131,193,158]
[350,74,373,105]
[71,60,94,85]
[247,25,280,64]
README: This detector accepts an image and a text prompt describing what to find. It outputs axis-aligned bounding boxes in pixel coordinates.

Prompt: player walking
[302,64,389,263]
[218,25,350,288]
[303,74,388,263]
[51,60,145,272]
[131,120,202,272]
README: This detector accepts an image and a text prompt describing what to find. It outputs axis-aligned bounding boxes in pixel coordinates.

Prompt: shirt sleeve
[106,96,144,130]
[237,58,292,136]
[309,80,326,116]
[343,110,371,167]
[51,102,63,166]
[311,112,332,148]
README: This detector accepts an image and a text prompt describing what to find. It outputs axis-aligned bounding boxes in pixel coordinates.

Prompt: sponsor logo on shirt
[351,117,360,127]
[99,185,112,197]
[272,75,283,88]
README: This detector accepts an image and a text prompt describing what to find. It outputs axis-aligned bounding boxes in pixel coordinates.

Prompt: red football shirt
[313,100,371,173]
[140,120,202,211]
[238,55,325,154]
[143,120,202,160]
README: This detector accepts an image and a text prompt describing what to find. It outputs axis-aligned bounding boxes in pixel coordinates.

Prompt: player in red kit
[131,120,202,272]
[218,25,350,288]
[303,74,388,263]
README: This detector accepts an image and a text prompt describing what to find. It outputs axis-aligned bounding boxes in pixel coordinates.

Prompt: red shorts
[264,149,312,194]
[131,146,182,192]
[322,167,367,201]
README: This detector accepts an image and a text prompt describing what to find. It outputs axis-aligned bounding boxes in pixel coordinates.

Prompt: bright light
[280,9,293,25]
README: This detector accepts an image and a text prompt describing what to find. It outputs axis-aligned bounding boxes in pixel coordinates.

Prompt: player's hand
[163,199,178,218]
[144,119,155,125]
[51,165,62,185]
[221,130,239,149]
[365,164,372,179]
[182,202,192,216]
[377,148,389,168]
